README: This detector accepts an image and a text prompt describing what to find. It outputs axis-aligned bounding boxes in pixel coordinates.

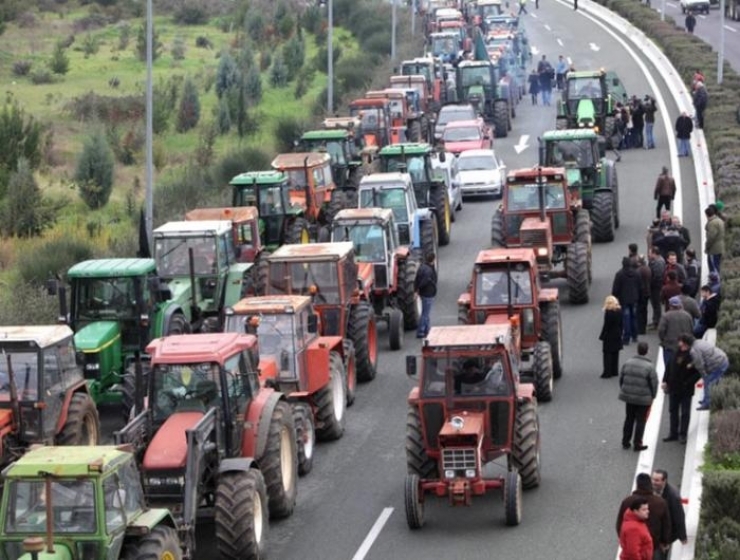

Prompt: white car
[457,149,506,198]
[680,0,709,13]
[431,151,463,220]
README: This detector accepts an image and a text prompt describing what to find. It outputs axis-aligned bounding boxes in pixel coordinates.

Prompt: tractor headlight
[85,363,100,371]
[444,470,455,479]
[536,247,548,257]
[465,469,477,479]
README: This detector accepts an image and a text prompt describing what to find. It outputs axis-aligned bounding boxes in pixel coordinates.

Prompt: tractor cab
[400,57,448,111]
[557,70,625,142]
[357,173,418,245]
[429,32,460,64]
[349,98,393,148]
[271,152,336,224]
[298,127,365,192]
[186,206,262,264]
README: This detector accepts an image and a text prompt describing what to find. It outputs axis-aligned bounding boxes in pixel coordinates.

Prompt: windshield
[506,182,567,211]
[5,479,96,534]
[443,126,481,142]
[155,235,218,277]
[422,355,511,397]
[438,108,474,126]
[402,64,432,82]
[458,155,495,171]
[151,362,221,422]
[460,66,492,88]
[568,76,603,99]
[546,139,595,167]
[481,3,502,16]
[475,266,533,306]
[359,187,409,224]
[73,277,137,320]
[432,36,457,56]
[383,156,426,184]
[350,107,385,131]
[268,261,340,304]
[0,351,38,402]
[286,169,308,191]
[333,223,387,263]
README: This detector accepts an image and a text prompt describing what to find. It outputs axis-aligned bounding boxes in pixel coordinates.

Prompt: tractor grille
[374,264,389,290]
[521,228,547,247]
[441,448,477,471]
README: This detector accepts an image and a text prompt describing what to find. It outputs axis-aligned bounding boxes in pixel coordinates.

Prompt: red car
[440,119,493,156]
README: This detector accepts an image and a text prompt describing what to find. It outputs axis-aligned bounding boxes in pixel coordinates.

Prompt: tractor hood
[73,321,120,353]
[464,84,485,102]
[162,278,193,309]
[17,545,74,560]
[142,411,204,471]
[576,99,596,127]
[438,411,485,446]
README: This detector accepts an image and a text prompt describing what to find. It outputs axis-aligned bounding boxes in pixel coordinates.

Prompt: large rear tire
[215,469,268,560]
[397,258,421,331]
[509,400,541,489]
[604,116,616,149]
[590,191,615,243]
[327,190,347,223]
[408,120,422,142]
[608,164,620,229]
[343,339,357,406]
[493,100,509,138]
[293,403,315,476]
[121,364,147,424]
[532,341,554,403]
[503,471,523,526]
[166,313,190,335]
[420,218,438,267]
[405,474,425,530]
[57,393,100,446]
[540,301,563,379]
[254,250,270,295]
[431,186,451,246]
[491,209,505,247]
[315,351,346,441]
[405,406,437,478]
[349,302,378,382]
[574,209,591,245]
[122,525,182,560]
[566,242,590,304]
[286,217,312,244]
[457,303,469,325]
[388,308,404,351]
[258,401,297,519]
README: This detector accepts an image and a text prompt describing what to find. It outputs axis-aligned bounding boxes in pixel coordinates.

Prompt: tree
[176,77,201,133]
[48,42,70,75]
[217,97,231,134]
[270,53,288,87]
[0,158,52,238]
[215,52,239,98]
[244,65,262,104]
[0,100,44,197]
[136,23,162,62]
[75,129,115,209]
[282,34,305,76]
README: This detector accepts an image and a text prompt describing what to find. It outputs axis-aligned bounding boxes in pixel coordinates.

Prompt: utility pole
[391,0,397,60]
[328,0,334,112]
[145,0,154,249]
[412,0,417,35]
[719,0,726,83]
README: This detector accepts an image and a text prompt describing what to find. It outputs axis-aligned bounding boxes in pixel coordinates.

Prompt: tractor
[457,248,563,401]
[0,326,100,471]
[428,31,463,64]
[400,57,449,112]
[265,242,379,382]
[556,69,627,148]
[542,129,620,243]
[456,59,511,138]
[366,88,431,144]
[377,143,452,245]
[331,208,424,348]
[349,97,394,149]
[115,332,298,559]
[404,323,541,528]
[225,294,352,475]
[490,166,592,304]
[231,170,313,246]
[0,445,183,560]
[390,74,432,115]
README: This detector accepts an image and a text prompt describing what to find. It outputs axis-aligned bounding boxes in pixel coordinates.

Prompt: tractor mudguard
[249,390,283,460]
[127,507,181,533]
[304,340,335,393]
[54,382,92,434]
[218,456,259,474]
[393,246,411,260]
[537,288,559,303]
[158,302,187,337]
[516,382,536,401]
[224,263,251,307]
[457,292,471,306]
[407,386,420,404]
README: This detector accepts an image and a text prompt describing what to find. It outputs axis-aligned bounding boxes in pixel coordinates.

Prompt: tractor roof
[272,152,331,170]
[323,116,361,130]
[153,220,232,236]
[0,325,74,349]
[333,207,394,223]
[458,60,493,68]
[367,89,407,100]
[232,295,312,315]
[349,98,390,108]
[430,31,460,38]
[475,248,538,267]
[390,75,426,85]
[301,129,349,141]
[185,206,258,223]
[230,170,288,186]
[402,57,435,66]
[424,324,512,349]
[379,143,432,156]
[268,242,355,262]
[567,70,605,79]
[3,445,131,479]
[359,172,410,187]
[507,166,566,181]
[478,0,503,6]
[68,258,157,278]
[542,129,598,141]
[147,332,257,364]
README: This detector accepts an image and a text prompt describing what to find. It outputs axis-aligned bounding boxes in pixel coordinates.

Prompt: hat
[716,200,725,212]
[709,271,719,281]
[669,296,682,308]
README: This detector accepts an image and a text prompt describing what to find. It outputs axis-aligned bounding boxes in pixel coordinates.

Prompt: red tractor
[457,248,563,401]
[225,294,352,475]
[490,166,592,304]
[404,323,541,528]
[265,242,379,383]
[365,89,431,144]
[349,97,394,149]
[115,332,298,559]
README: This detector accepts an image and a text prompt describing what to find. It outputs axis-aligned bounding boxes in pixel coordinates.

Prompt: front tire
[122,525,182,560]
[431,186,451,246]
[314,351,346,441]
[493,100,509,138]
[405,474,425,530]
[286,217,312,244]
[406,407,436,478]
[215,470,268,559]
[509,400,541,489]
[293,403,315,476]
[258,401,298,519]
[57,393,100,446]
[503,471,523,526]
[566,242,590,304]
[388,308,404,351]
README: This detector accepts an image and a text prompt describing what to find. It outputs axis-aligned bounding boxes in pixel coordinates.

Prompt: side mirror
[406,355,417,376]
[307,314,318,334]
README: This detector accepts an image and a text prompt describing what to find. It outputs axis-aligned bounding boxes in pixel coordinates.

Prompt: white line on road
[567,56,573,65]
[557,38,564,46]
[667,0,677,5]
[725,24,737,32]
[545,23,551,30]
[351,507,394,560]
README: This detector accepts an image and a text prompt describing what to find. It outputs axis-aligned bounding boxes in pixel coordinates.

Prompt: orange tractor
[400,57,450,113]
[349,97,394,149]
[457,248,563,401]
[225,294,352,475]
[365,89,431,144]
[404,323,541,528]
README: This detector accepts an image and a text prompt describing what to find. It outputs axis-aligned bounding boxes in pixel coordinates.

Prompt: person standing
[693,82,708,129]
[414,252,437,339]
[600,295,624,379]
[694,284,720,338]
[657,296,694,371]
[648,247,666,329]
[660,271,683,313]
[683,248,700,297]
[612,257,643,345]
[528,68,540,105]
[643,95,657,149]
[653,167,676,220]
[617,473,672,559]
[662,346,701,444]
[675,112,693,157]
[637,255,652,335]
[619,342,658,451]
[651,470,688,547]
[685,11,696,34]
[518,0,528,15]
[704,204,725,275]
[679,333,729,411]
[631,97,646,149]
[662,252,686,285]
[555,55,568,90]
[619,498,654,560]
[538,59,554,106]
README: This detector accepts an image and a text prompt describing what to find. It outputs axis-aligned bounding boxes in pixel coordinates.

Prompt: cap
[669,296,682,308]
[716,200,725,211]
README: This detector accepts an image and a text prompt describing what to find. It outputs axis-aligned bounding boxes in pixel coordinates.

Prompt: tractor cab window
[75,277,137,320]
[548,140,594,168]
[569,77,602,99]
[155,235,218,277]
[151,363,221,422]
[422,358,447,397]
[312,166,326,189]
[235,222,254,247]
[460,66,492,88]
[336,224,387,263]
[506,183,566,211]
[286,169,308,192]
[388,98,404,119]
[326,141,346,165]
[256,314,298,378]
[224,353,249,409]
[217,232,233,268]
[0,351,38,402]
[359,187,409,224]
[268,261,340,304]
[258,186,285,216]
[406,156,426,184]
[454,356,511,396]
[475,265,533,305]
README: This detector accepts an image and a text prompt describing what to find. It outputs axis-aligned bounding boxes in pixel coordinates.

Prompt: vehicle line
[351,507,394,560]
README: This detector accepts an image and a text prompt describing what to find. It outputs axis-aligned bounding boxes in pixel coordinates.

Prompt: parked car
[680,0,709,13]
[433,104,478,142]
[431,150,463,219]
[441,119,493,156]
[457,149,506,197]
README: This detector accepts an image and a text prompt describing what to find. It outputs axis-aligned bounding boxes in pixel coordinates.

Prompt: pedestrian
[708,270,721,298]
[651,470,688,546]
[662,252,686,285]
[637,255,651,335]
[631,96,645,149]
[685,10,696,33]
[518,0,528,15]
[574,0,578,10]
[692,69,705,90]
[528,68,540,105]
[653,167,676,220]
[648,247,666,329]
[693,284,720,338]
[678,333,729,411]
[619,342,658,451]
[657,296,694,371]
[600,295,624,379]
[655,228,687,266]
[683,248,700,298]
[555,55,568,90]
[679,286,701,322]
[617,473,672,559]
[643,95,657,149]
[414,252,437,339]
[612,256,643,345]
[704,204,725,275]
[538,58,554,106]
[618,498,653,560]
[660,271,683,312]
[662,345,701,444]
[675,112,693,157]
[628,243,639,260]
[693,82,708,129]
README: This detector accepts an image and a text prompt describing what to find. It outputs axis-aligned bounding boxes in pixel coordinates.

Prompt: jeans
[669,392,692,438]
[541,88,552,106]
[622,304,638,343]
[417,296,434,337]
[656,196,672,219]
[645,122,655,148]
[701,361,729,406]
[678,137,691,157]
[662,347,675,372]
[650,287,662,326]
[707,254,722,275]
[623,403,650,447]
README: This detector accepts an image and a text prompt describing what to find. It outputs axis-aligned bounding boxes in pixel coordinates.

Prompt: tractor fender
[407,386,420,404]
[516,382,536,401]
[126,507,180,534]
[537,288,559,303]
[305,338,342,393]
[393,245,411,260]
[242,389,283,460]
[457,292,471,306]
[159,302,187,337]
[410,210,430,248]
[55,380,92,434]
[218,456,259,474]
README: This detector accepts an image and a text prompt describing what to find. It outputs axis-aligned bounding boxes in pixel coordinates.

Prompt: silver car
[434,104,477,143]
[457,149,506,197]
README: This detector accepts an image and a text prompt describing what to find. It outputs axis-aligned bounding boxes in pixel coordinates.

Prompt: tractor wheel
[503,470,523,526]
[457,303,469,325]
[540,301,563,379]
[397,258,421,331]
[590,191,615,243]
[286,218,312,244]
[292,403,315,476]
[419,218,439,269]
[254,250,270,295]
[122,525,182,560]
[574,209,591,245]
[604,116,616,148]
[493,100,509,138]
[327,190,347,223]
[389,308,404,351]
[566,242,590,304]
[349,302,378,382]
[57,393,100,446]
[510,400,542,489]
[608,164,620,229]
[215,469,268,560]
[491,209,505,247]
[431,186,451,246]
[315,351,346,441]
[408,120,422,143]
[258,400,298,519]
[405,474,425,530]
[166,313,190,335]
[121,365,148,423]
[532,341,554,403]
[405,406,437,478]
[343,339,357,406]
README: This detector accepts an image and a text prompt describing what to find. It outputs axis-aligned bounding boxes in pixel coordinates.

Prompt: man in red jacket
[619,497,654,560]
[617,473,672,559]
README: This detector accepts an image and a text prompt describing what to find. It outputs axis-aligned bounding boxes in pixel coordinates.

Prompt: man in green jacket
[619,342,659,451]
[705,204,725,275]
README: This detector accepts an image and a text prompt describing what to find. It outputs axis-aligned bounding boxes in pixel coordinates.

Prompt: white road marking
[514,134,530,154]
[545,23,551,30]
[351,507,394,560]
[667,1,677,6]
[557,38,564,46]
[589,42,601,51]
[567,56,573,65]
[724,24,737,32]
[531,45,540,55]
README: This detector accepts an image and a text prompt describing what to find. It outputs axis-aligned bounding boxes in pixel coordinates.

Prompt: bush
[136,23,162,61]
[17,237,93,286]
[0,282,59,325]
[216,97,231,134]
[0,101,45,187]
[274,116,306,153]
[244,11,265,43]
[65,92,144,124]
[695,516,740,560]
[153,165,217,223]
[48,42,70,75]
[215,52,239,98]
[173,2,208,25]
[75,129,115,209]
[195,36,212,49]
[711,375,740,412]
[314,45,341,74]
[171,36,186,61]
[117,21,130,50]
[213,147,271,188]
[701,470,740,526]
[176,77,201,133]
[153,76,180,134]
[30,69,55,85]
[0,158,55,238]
[709,409,740,468]
[282,34,305,76]
[82,33,99,57]
[270,53,288,87]
[244,66,262,104]
[12,60,32,76]
[259,50,272,72]
[300,5,322,35]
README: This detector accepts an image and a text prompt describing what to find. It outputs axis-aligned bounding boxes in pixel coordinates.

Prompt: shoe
[622,442,631,450]
[632,338,638,343]
[600,373,610,378]
[679,436,687,444]
[634,445,648,452]
[697,405,709,411]
[663,435,679,442]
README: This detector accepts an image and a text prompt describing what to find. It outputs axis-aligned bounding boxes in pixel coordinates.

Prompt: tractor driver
[479,271,510,305]
[457,359,509,395]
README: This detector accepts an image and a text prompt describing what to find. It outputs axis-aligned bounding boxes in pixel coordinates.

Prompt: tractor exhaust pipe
[506,257,513,319]
[5,354,22,436]
[188,247,200,324]
[537,139,546,223]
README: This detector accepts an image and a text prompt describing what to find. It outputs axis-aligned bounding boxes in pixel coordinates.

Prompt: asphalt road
[99,4,705,558]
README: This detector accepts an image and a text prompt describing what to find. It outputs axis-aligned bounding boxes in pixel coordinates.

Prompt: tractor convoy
[2,0,635,555]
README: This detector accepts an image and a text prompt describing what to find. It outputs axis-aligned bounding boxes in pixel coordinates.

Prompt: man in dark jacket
[414,253,437,339]
[631,97,645,148]
[658,296,694,371]
[694,284,720,338]
[693,82,708,129]
[619,342,658,451]
[617,473,672,558]
[648,247,666,328]
[644,95,658,149]
[612,257,643,345]
[653,167,676,219]
[637,255,651,335]
[651,470,688,546]
[662,346,701,443]
[675,111,693,157]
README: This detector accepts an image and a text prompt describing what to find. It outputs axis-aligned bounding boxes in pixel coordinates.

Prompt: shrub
[274,116,306,153]
[65,92,144,124]
[153,77,180,134]
[195,121,217,168]
[117,21,131,50]
[711,375,740,412]
[173,2,208,25]
[213,147,271,188]
[176,77,201,133]
[75,129,115,209]
[300,5,322,35]
[709,409,740,468]
[49,42,70,75]
[17,11,37,28]
[0,282,59,325]
[31,69,55,85]
[153,165,216,223]
[216,97,231,134]
[314,45,341,74]
[17,237,93,286]
[215,52,239,98]
[259,50,272,72]
[195,36,212,49]
[12,60,32,76]
[245,11,265,43]
[136,23,162,62]
[336,54,372,96]
[82,33,99,57]
[0,158,55,238]
[73,12,108,32]
[276,12,295,39]
[171,36,186,61]
[0,101,45,183]
[270,53,288,87]
[244,66,262,104]
[282,34,305,76]
[701,470,740,526]
[695,516,740,560]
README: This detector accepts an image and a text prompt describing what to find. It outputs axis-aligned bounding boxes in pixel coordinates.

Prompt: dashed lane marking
[351,507,394,560]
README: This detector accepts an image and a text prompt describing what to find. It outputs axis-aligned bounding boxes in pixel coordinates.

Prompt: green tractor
[455,59,512,138]
[0,445,183,559]
[542,129,620,243]
[377,143,452,246]
[556,70,627,148]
